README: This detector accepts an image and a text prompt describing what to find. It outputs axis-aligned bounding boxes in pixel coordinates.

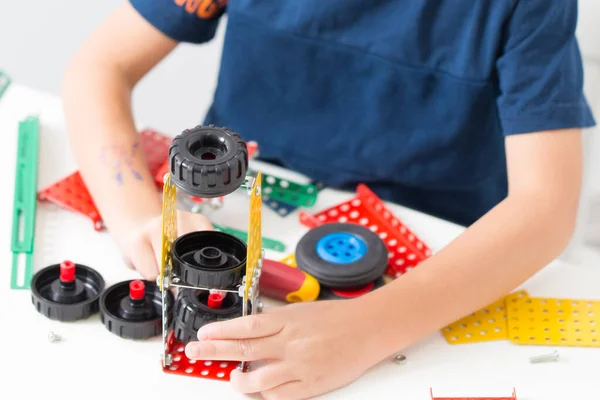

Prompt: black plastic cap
[169,125,248,198]
[31,263,105,322]
[172,231,246,289]
[173,289,244,345]
[99,280,174,340]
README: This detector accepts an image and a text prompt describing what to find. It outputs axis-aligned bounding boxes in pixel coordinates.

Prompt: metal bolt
[47,331,62,343]
[256,300,264,313]
[529,350,559,364]
[394,354,407,365]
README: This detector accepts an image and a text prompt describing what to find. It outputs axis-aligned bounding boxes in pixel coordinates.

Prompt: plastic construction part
[163,331,238,380]
[506,292,600,348]
[261,172,319,208]
[441,290,529,344]
[100,279,173,340]
[11,116,40,289]
[31,261,105,321]
[212,223,286,252]
[38,129,171,231]
[172,231,247,289]
[160,173,177,366]
[320,277,386,300]
[430,388,517,400]
[169,125,248,198]
[299,184,431,277]
[173,289,243,345]
[295,223,388,289]
[0,70,11,100]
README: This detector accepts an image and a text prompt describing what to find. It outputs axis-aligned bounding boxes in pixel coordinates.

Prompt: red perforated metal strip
[163,332,238,380]
[299,184,431,276]
[38,129,171,231]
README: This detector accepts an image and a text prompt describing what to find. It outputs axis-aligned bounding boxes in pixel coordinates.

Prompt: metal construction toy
[156,124,264,379]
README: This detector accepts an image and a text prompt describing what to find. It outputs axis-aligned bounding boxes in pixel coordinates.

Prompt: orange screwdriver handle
[259,259,320,302]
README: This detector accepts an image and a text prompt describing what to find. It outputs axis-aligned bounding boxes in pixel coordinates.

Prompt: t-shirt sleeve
[495,0,596,135]
[129,0,226,44]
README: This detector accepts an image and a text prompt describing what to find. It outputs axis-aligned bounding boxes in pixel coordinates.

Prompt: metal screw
[394,354,407,365]
[47,331,62,343]
[529,350,559,363]
[256,300,264,313]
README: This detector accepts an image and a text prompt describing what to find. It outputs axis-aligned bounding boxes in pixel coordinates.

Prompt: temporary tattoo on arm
[100,142,144,186]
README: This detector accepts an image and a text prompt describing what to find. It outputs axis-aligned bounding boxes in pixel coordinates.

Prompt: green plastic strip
[260,172,319,207]
[213,223,286,252]
[0,70,11,100]
[11,116,40,289]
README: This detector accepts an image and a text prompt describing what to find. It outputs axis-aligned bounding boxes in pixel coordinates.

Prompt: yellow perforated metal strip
[245,172,262,297]
[442,290,528,344]
[159,174,177,290]
[506,293,600,347]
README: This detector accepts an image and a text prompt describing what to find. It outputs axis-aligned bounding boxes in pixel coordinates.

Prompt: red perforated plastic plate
[299,184,431,277]
[162,332,238,380]
[430,388,517,400]
[38,129,171,231]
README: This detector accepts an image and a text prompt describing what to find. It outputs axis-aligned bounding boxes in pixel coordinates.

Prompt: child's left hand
[185,298,388,400]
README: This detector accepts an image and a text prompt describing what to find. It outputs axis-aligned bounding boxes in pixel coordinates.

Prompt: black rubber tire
[295,223,388,289]
[172,231,246,289]
[31,263,105,322]
[99,280,174,340]
[173,289,245,345]
[318,277,386,300]
[169,125,248,198]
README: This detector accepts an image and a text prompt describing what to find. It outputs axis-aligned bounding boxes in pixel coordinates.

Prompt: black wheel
[169,125,248,198]
[99,279,174,340]
[318,277,386,300]
[295,223,388,289]
[173,289,245,345]
[172,231,246,288]
[31,261,105,322]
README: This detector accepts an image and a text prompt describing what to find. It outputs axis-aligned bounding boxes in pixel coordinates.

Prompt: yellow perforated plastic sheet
[506,293,600,347]
[159,174,177,290]
[245,172,262,297]
[442,291,528,344]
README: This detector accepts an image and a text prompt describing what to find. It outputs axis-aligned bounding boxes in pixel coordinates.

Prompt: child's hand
[124,210,213,280]
[185,299,386,400]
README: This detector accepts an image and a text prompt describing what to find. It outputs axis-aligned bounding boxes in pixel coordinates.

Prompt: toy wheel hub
[316,232,367,264]
[189,134,227,161]
[48,279,87,304]
[194,246,227,268]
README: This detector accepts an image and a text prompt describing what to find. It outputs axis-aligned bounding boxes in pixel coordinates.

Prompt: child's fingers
[130,235,159,280]
[185,336,282,362]
[229,361,298,394]
[196,314,283,340]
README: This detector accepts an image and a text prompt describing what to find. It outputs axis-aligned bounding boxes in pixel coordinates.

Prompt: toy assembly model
[30,124,414,381]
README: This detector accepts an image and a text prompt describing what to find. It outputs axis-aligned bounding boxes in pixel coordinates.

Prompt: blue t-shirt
[130,0,595,226]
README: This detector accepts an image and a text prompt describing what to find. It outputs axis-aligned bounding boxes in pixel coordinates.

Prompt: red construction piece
[299,184,432,277]
[38,129,171,231]
[162,331,238,380]
[430,388,517,400]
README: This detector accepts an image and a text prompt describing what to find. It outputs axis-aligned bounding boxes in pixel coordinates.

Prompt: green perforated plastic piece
[213,223,285,252]
[11,116,40,289]
[0,70,11,100]
[260,173,319,207]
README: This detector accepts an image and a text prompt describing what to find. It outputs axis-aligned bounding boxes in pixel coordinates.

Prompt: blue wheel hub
[315,232,367,264]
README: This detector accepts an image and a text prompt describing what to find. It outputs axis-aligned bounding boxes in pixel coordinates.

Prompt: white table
[2,83,599,400]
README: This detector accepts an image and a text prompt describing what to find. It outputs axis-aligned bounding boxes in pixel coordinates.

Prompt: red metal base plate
[299,184,432,276]
[162,332,238,380]
[38,129,171,230]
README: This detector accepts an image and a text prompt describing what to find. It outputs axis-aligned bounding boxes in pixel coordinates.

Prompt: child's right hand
[123,211,214,280]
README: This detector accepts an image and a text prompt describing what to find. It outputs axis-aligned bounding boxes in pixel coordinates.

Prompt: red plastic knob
[129,280,145,300]
[60,261,76,283]
[207,292,223,309]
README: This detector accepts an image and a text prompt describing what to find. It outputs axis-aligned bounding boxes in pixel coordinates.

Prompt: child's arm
[182,128,583,400]
[62,3,211,278]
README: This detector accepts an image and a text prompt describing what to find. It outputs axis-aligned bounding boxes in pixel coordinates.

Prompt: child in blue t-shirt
[62,1,595,398]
